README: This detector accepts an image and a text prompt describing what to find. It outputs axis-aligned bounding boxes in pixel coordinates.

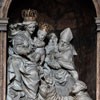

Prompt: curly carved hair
[39,22,54,33]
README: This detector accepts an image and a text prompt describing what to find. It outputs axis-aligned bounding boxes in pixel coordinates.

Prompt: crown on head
[22,9,38,21]
[39,22,54,32]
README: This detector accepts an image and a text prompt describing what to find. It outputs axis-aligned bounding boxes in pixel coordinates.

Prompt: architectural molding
[0,18,8,31]
[96,17,100,31]
[96,16,100,100]
[0,0,12,18]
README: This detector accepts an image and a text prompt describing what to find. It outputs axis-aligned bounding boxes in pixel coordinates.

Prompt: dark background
[7,0,97,99]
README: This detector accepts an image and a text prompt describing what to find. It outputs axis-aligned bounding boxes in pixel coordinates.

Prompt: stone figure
[53,28,78,96]
[28,22,51,65]
[71,80,92,100]
[45,33,58,54]
[28,22,52,78]
[39,76,74,100]
[9,23,22,36]
[44,28,78,79]
[12,21,37,55]
[7,9,92,100]
[56,28,78,80]
[44,33,59,76]
[8,23,23,56]
[7,9,40,100]
[43,28,77,97]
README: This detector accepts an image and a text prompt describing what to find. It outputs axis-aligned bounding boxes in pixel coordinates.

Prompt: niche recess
[7,0,96,99]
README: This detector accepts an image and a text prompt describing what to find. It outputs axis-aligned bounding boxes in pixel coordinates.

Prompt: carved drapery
[0,0,99,100]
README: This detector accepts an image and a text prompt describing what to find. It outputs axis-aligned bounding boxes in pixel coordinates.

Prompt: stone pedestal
[0,18,8,100]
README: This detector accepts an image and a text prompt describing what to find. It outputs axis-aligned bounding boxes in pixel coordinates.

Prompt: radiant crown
[22,9,38,21]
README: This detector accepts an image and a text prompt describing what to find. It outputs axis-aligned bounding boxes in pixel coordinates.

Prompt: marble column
[0,18,8,100]
[96,17,100,100]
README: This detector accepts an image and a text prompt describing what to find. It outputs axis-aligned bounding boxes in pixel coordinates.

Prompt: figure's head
[72,80,87,94]
[22,9,38,34]
[58,28,73,51]
[37,22,53,41]
[49,33,57,39]
[60,28,73,43]
[39,22,52,32]
[58,40,69,51]
[49,33,58,44]
[24,21,38,34]
[37,29,47,41]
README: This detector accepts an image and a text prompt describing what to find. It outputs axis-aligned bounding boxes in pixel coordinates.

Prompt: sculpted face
[58,40,69,51]
[26,23,36,34]
[37,30,47,41]
[49,33,58,45]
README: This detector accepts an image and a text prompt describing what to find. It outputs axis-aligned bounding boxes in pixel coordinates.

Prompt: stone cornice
[0,18,8,31]
[96,17,100,31]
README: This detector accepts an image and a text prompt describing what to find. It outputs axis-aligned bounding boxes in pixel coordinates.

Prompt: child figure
[44,33,59,77]
[45,33,58,54]
[28,22,53,78]
[28,22,51,65]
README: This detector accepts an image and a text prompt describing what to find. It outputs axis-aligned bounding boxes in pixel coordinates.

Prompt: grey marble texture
[7,10,92,100]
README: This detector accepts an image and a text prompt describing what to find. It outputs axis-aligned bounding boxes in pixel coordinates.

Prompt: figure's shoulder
[13,31,24,37]
[13,31,29,40]
[70,45,77,56]
[8,54,23,65]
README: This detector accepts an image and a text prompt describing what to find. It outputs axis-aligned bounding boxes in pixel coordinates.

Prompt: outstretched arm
[58,59,75,70]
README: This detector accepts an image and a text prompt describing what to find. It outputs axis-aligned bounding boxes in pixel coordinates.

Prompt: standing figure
[7,9,39,100]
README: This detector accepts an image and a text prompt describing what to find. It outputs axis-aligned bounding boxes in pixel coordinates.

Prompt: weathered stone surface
[0,32,7,100]
[0,0,99,100]
[96,32,100,100]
